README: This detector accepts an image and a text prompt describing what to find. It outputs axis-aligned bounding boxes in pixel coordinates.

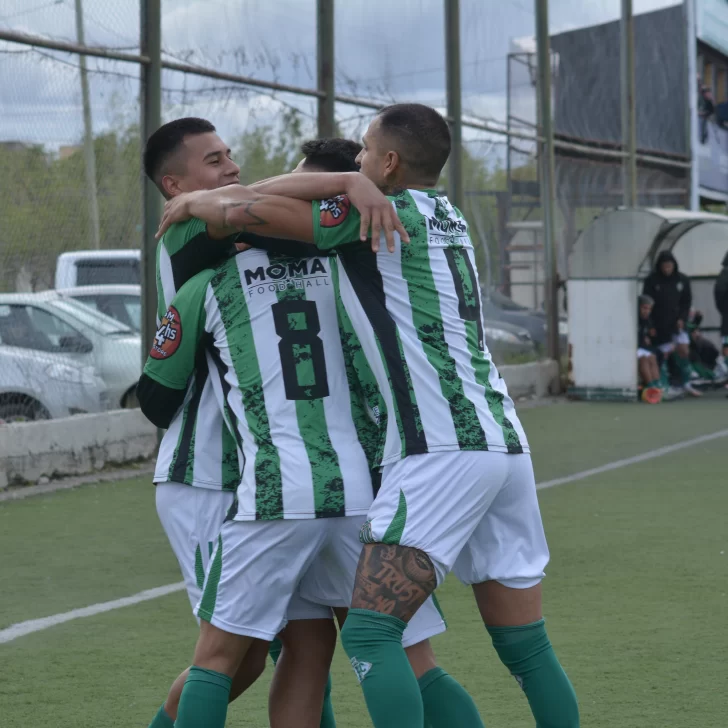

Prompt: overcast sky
[0,0,680,150]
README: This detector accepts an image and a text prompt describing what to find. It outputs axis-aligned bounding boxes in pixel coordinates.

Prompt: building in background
[500,1,728,311]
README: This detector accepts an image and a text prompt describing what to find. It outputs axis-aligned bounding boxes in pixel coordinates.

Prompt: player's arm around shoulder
[156,175,408,253]
[138,269,214,429]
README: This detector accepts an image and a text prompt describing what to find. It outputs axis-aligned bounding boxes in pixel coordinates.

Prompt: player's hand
[343,174,410,253]
[156,192,198,239]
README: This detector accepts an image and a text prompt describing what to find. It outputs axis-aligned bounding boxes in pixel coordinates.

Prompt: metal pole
[445,0,463,211]
[316,0,335,138]
[685,0,699,210]
[620,0,637,206]
[74,0,100,250]
[140,0,162,375]
[535,0,561,373]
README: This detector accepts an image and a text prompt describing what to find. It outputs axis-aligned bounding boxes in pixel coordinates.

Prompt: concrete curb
[500,359,560,400]
[0,409,157,490]
[0,361,559,492]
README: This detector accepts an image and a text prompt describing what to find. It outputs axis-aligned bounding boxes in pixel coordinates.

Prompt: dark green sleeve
[143,271,212,390]
[157,218,236,318]
[311,195,365,250]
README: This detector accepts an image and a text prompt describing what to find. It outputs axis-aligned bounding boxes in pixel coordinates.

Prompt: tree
[233,107,307,183]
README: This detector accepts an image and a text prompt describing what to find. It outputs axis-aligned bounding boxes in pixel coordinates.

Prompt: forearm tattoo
[351,544,436,622]
[221,200,267,233]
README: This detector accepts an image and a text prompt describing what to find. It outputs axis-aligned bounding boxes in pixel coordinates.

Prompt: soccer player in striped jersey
[141,126,458,728]
[143,121,346,727]
[158,103,579,728]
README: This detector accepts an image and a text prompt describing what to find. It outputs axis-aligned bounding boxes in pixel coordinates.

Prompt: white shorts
[659,331,690,354]
[364,451,550,588]
[637,348,655,359]
[194,514,447,644]
[156,483,334,625]
[156,482,235,612]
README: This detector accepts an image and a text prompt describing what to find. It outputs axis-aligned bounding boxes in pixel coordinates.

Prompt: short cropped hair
[639,294,654,307]
[376,103,451,180]
[300,138,362,173]
[143,117,216,196]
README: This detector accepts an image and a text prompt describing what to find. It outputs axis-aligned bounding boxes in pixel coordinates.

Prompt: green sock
[647,379,661,389]
[488,620,579,728]
[268,637,283,665]
[659,361,670,388]
[341,608,423,728]
[320,673,336,728]
[419,667,485,727]
[147,704,174,728]
[673,353,692,386]
[175,666,232,728]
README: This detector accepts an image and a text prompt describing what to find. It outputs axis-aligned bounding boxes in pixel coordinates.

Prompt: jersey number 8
[272,300,330,401]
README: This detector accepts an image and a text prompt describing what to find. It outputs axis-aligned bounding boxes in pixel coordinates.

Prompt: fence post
[535,0,561,377]
[74,0,101,250]
[620,0,637,206]
[317,0,335,138]
[445,0,463,212]
[140,0,162,378]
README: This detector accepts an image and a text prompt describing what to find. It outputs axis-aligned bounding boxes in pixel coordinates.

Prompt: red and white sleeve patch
[150,306,182,359]
[319,195,351,228]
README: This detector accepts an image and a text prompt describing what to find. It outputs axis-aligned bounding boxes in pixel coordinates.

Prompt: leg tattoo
[351,544,436,623]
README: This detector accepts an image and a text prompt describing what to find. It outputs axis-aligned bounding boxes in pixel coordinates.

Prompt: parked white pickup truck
[55,250,141,290]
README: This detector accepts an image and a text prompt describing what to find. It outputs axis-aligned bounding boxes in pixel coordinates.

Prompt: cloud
[0,0,681,146]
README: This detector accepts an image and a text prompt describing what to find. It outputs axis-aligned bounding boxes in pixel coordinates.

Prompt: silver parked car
[0,345,107,422]
[483,319,537,364]
[0,293,141,409]
[60,285,142,333]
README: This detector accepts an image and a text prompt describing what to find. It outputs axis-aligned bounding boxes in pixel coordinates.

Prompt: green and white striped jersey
[153,219,240,491]
[144,248,377,521]
[312,189,529,467]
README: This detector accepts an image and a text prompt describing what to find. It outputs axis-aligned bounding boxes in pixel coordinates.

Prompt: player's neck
[383,181,438,195]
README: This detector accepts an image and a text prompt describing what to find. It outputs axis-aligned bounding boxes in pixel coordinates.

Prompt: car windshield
[73,294,141,332]
[76,258,140,286]
[49,298,134,335]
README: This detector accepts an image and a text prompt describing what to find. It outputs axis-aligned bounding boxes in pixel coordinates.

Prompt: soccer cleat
[683,382,702,398]
[641,387,662,404]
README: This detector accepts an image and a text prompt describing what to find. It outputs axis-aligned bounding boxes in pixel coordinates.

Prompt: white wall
[568,279,638,395]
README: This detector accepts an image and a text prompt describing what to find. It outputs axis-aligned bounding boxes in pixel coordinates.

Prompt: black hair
[376,103,451,181]
[300,138,362,173]
[143,117,216,197]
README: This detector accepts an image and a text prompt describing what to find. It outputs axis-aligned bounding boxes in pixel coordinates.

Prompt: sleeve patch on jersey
[150,306,182,360]
[319,195,351,227]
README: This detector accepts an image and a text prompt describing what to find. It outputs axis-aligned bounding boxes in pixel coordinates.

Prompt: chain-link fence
[0,0,697,420]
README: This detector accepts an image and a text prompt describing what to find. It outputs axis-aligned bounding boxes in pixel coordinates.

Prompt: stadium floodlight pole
[140,0,162,440]
[620,0,638,207]
[316,0,336,138]
[535,0,561,377]
[74,0,101,250]
[445,0,463,213]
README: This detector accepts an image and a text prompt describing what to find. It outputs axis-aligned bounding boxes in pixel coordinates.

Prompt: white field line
[2,428,727,645]
[536,428,728,490]
[0,582,184,644]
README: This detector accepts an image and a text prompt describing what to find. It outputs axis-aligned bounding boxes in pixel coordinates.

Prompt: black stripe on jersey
[170,353,208,484]
[338,246,428,456]
[170,234,234,291]
[206,335,246,519]
[444,247,485,352]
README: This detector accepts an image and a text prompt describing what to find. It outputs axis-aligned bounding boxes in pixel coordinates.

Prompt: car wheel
[0,397,50,424]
